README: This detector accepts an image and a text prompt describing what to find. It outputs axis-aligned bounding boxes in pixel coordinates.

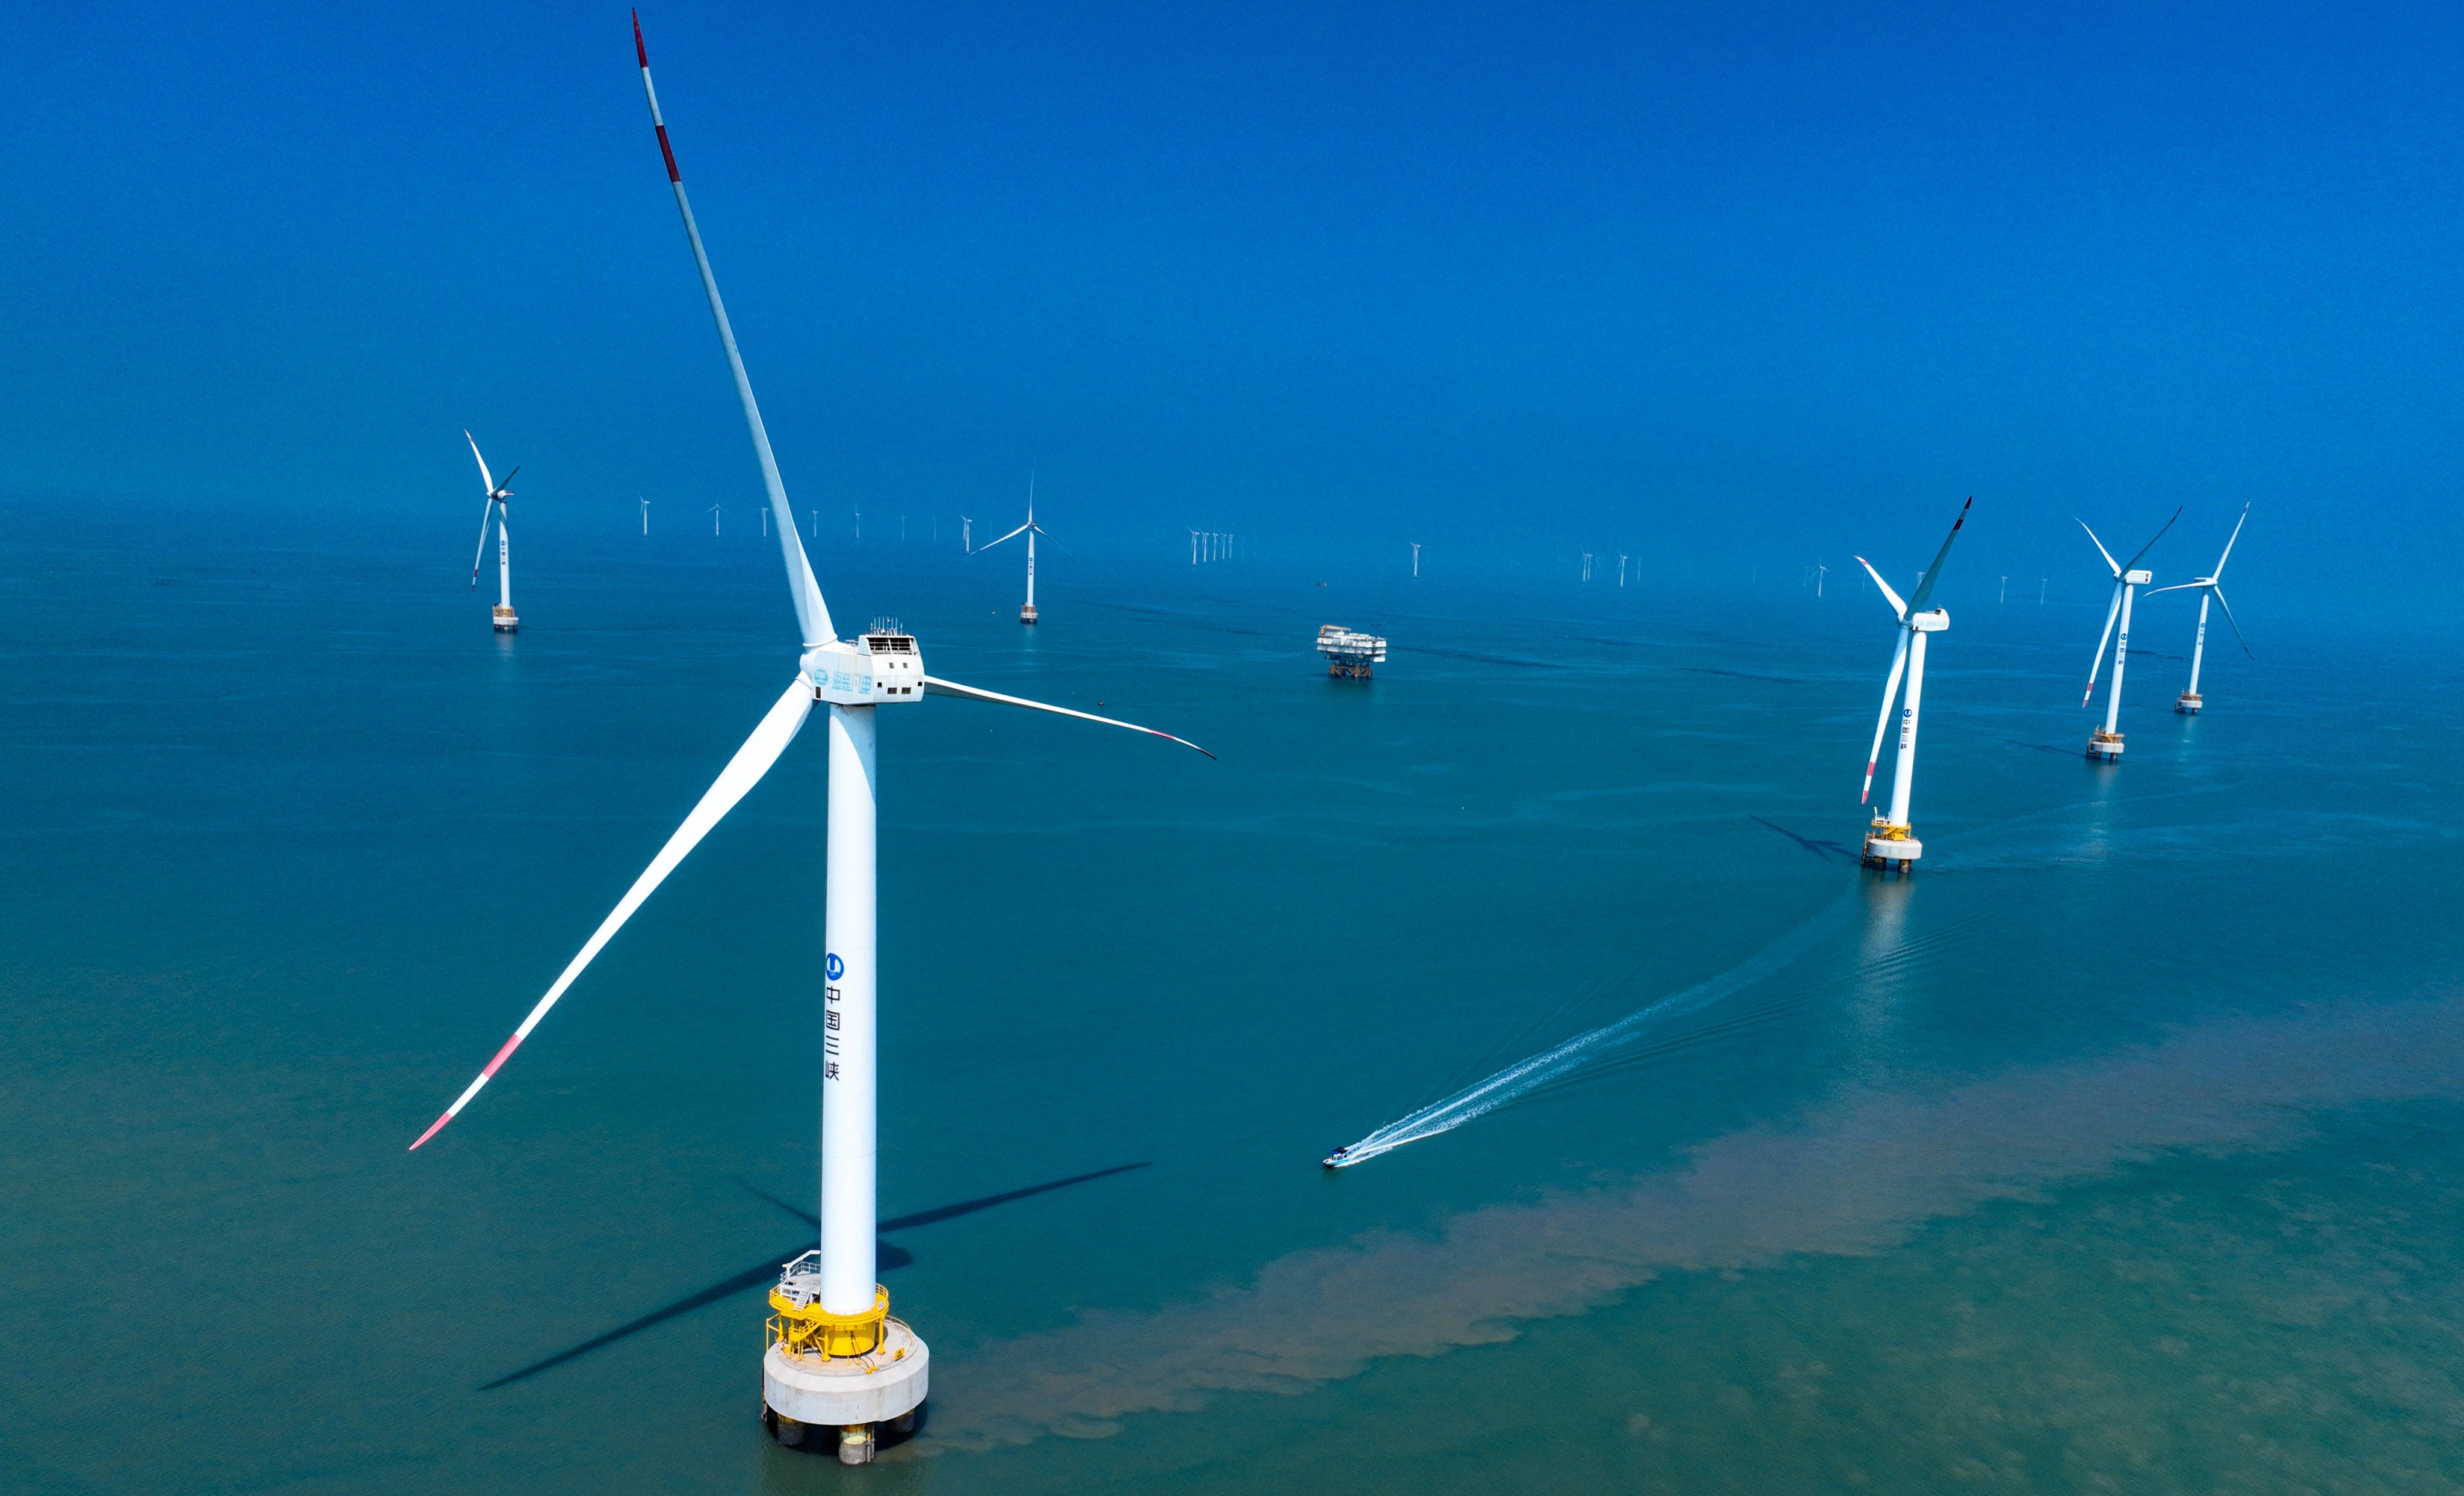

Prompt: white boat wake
[1327,891,1859,1166]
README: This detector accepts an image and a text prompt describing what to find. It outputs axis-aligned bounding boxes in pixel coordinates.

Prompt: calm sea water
[5,508,2460,1494]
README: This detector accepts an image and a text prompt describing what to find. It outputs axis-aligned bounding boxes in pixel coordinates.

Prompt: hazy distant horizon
[4,2,2453,620]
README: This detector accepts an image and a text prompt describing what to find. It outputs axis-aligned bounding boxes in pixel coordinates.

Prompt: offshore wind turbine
[2079,508,2179,760]
[979,475,1046,623]
[411,17,1212,1464]
[641,496,650,535]
[962,516,972,553]
[709,502,724,535]
[463,431,518,633]
[1853,497,1970,870]
[2146,503,2252,714]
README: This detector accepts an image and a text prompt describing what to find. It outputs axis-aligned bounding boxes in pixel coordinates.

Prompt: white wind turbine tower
[2079,508,2179,760]
[961,515,972,553]
[1853,496,1971,871]
[980,475,1046,623]
[411,18,1212,1464]
[463,431,519,633]
[2146,503,2251,714]
[709,502,724,535]
[1618,553,1630,587]
[1410,542,1421,577]
[641,496,650,535]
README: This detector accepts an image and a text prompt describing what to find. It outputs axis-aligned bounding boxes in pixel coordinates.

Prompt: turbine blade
[978,522,1031,551]
[465,429,497,495]
[410,677,816,1149]
[1903,495,1972,613]
[1862,629,1911,804]
[635,13,836,648]
[2078,519,2122,577]
[2210,586,2252,656]
[2083,583,2122,705]
[1854,556,1909,620]
[2142,581,2202,594]
[921,677,1214,759]
[471,497,496,588]
[2122,506,2181,571]
[2212,502,2250,577]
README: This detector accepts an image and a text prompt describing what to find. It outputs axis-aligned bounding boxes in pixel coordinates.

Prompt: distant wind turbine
[2146,503,2252,714]
[2079,508,2180,760]
[979,474,1047,623]
[1853,497,1971,870]
[463,431,519,633]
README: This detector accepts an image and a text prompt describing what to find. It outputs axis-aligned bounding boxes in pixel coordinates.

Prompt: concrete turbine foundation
[762,1256,928,1465]
[762,1323,928,1465]
[1861,820,1922,872]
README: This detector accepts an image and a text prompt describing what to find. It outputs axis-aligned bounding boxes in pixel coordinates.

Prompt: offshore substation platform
[1317,625,1388,679]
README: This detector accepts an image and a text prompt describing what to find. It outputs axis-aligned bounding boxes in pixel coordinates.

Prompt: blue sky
[4,2,2459,615]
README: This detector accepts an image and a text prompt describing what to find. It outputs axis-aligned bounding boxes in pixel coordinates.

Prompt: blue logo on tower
[826,953,844,981]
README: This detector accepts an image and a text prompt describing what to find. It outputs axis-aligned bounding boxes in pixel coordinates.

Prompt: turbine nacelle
[1909,608,1948,633]
[2123,568,2151,585]
[801,630,926,705]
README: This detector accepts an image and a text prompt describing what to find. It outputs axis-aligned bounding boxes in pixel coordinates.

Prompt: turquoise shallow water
[4,508,2460,1493]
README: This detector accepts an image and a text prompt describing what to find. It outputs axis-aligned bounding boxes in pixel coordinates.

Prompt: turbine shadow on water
[477,1163,1150,1390]
[1750,816,1860,864]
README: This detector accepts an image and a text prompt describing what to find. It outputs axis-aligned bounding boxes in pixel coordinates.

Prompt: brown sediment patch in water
[913,993,2464,1452]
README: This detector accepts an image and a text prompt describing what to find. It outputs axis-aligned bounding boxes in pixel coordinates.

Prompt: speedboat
[1321,1146,1351,1168]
